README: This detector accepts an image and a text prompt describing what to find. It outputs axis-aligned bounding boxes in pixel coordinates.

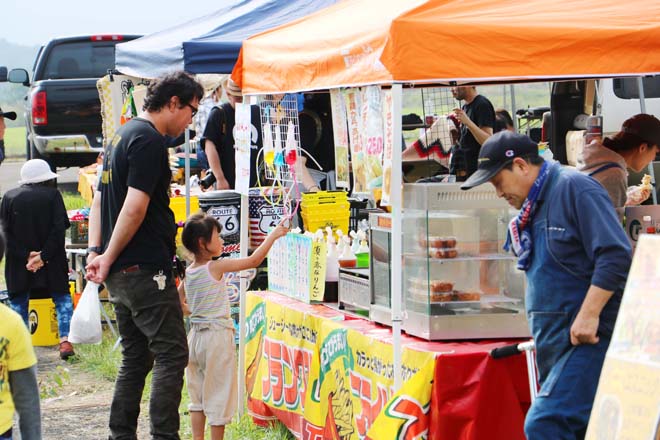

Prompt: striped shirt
[184,262,230,323]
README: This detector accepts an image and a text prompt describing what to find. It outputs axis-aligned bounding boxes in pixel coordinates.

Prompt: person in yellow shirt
[0,228,41,440]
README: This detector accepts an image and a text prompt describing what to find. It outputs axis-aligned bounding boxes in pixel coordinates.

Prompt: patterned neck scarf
[504,160,551,271]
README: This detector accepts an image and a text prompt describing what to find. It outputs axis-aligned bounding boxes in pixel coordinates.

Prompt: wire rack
[259,94,301,183]
[418,87,456,155]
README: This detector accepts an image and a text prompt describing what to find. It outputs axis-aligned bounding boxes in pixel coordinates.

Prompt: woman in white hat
[0,159,75,360]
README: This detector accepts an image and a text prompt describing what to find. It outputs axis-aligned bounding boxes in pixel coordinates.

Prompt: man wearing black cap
[0,106,17,166]
[462,131,632,439]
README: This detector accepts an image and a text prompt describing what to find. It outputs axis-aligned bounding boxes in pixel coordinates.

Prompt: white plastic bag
[68,281,102,344]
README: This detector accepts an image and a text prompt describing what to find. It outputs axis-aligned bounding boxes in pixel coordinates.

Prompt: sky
[3,0,224,46]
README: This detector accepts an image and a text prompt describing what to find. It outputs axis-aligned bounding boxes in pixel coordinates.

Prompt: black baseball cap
[0,106,16,121]
[622,113,660,147]
[461,131,539,190]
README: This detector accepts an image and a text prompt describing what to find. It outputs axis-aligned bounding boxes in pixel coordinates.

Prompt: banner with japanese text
[586,235,660,440]
[330,89,350,189]
[345,89,367,194]
[245,292,436,439]
[234,102,252,195]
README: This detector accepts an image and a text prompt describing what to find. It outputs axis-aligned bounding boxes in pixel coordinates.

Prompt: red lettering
[386,396,429,440]
[261,338,313,410]
[349,371,390,437]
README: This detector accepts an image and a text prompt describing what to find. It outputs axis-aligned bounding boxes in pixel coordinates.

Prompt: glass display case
[369,213,394,325]
[400,183,529,340]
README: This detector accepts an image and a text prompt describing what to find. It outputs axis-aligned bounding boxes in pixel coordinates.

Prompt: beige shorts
[186,320,237,426]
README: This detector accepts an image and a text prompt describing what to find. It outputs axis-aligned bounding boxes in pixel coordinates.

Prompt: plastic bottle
[284,121,298,166]
[326,240,339,282]
[338,238,357,269]
[263,122,275,167]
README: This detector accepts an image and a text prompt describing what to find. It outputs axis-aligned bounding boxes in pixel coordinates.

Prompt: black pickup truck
[5,35,140,168]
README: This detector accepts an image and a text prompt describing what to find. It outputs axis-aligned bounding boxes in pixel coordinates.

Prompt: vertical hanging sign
[234,102,252,196]
[363,85,384,191]
[345,89,367,194]
[380,89,394,206]
[330,89,350,189]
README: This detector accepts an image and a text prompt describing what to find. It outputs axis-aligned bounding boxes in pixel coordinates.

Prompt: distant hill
[0,39,40,127]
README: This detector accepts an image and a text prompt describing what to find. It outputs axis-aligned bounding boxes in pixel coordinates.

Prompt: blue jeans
[0,427,11,439]
[10,291,73,338]
[524,337,610,440]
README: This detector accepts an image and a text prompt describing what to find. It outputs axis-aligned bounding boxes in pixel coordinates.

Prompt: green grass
[62,192,89,211]
[74,331,294,439]
[3,126,26,158]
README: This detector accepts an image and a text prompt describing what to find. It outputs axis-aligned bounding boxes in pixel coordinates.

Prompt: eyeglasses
[186,103,198,117]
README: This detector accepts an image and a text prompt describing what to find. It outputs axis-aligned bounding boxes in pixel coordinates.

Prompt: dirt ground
[15,346,152,440]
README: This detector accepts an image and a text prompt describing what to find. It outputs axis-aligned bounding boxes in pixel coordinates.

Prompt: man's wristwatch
[87,246,103,254]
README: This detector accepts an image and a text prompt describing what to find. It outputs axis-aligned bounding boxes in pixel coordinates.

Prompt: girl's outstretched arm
[210,217,290,278]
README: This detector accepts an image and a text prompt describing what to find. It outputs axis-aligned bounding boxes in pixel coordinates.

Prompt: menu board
[586,235,660,440]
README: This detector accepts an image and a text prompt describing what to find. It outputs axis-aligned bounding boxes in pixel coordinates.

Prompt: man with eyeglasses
[86,70,203,440]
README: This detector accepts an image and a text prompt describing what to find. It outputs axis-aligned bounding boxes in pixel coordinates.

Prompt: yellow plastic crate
[169,196,200,224]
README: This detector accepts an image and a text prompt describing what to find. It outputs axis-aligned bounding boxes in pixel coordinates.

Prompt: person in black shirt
[86,70,203,440]
[0,159,74,360]
[202,78,261,190]
[450,86,495,181]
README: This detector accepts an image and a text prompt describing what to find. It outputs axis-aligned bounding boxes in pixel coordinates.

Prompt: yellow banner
[250,296,322,417]
[304,320,435,439]
[245,292,436,439]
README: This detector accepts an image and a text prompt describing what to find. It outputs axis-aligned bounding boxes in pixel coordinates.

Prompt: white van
[549,75,660,201]
[549,76,660,164]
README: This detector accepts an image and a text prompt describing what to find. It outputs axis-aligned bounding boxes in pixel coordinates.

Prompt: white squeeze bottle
[326,238,339,282]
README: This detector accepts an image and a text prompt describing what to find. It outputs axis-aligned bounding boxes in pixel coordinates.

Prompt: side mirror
[8,68,29,87]
[0,67,7,82]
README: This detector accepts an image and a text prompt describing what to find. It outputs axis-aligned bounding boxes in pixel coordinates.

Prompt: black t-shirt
[98,118,175,273]
[450,94,495,178]
[201,103,262,188]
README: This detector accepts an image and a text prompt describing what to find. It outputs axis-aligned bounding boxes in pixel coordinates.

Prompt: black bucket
[198,190,242,258]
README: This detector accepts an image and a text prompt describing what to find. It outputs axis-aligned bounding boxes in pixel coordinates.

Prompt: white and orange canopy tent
[233,0,660,94]
[231,0,660,393]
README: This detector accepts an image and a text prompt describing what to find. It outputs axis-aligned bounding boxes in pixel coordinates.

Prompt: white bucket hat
[19,159,59,184]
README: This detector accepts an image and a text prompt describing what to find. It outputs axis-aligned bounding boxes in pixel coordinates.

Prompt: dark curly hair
[181,213,222,255]
[142,71,204,112]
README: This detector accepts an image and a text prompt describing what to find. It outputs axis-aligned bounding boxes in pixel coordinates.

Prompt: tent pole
[510,85,517,132]
[637,77,657,204]
[390,84,404,391]
[237,96,256,416]
[185,128,191,218]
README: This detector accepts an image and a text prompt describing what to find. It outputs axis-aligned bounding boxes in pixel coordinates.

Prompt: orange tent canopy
[234,0,660,94]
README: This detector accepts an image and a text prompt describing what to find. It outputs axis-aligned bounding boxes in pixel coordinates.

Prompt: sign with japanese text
[244,292,436,440]
[267,233,326,302]
[330,89,351,189]
[586,235,660,440]
[234,102,252,195]
[380,89,394,206]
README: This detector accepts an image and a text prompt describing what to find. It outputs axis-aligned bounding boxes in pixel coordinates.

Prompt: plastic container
[429,247,458,259]
[169,196,200,224]
[29,299,59,346]
[198,190,242,258]
[355,252,369,268]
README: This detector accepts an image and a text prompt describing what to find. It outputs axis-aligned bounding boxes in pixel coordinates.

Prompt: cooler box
[29,299,59,346]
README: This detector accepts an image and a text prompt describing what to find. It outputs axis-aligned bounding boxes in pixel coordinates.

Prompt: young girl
[179,212,289,440]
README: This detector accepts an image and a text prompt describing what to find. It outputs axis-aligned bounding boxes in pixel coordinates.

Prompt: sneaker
[59,341,75,360]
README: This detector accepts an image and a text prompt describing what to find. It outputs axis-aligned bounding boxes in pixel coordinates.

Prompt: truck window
[42,41,118,80]
[613,75,660,99]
